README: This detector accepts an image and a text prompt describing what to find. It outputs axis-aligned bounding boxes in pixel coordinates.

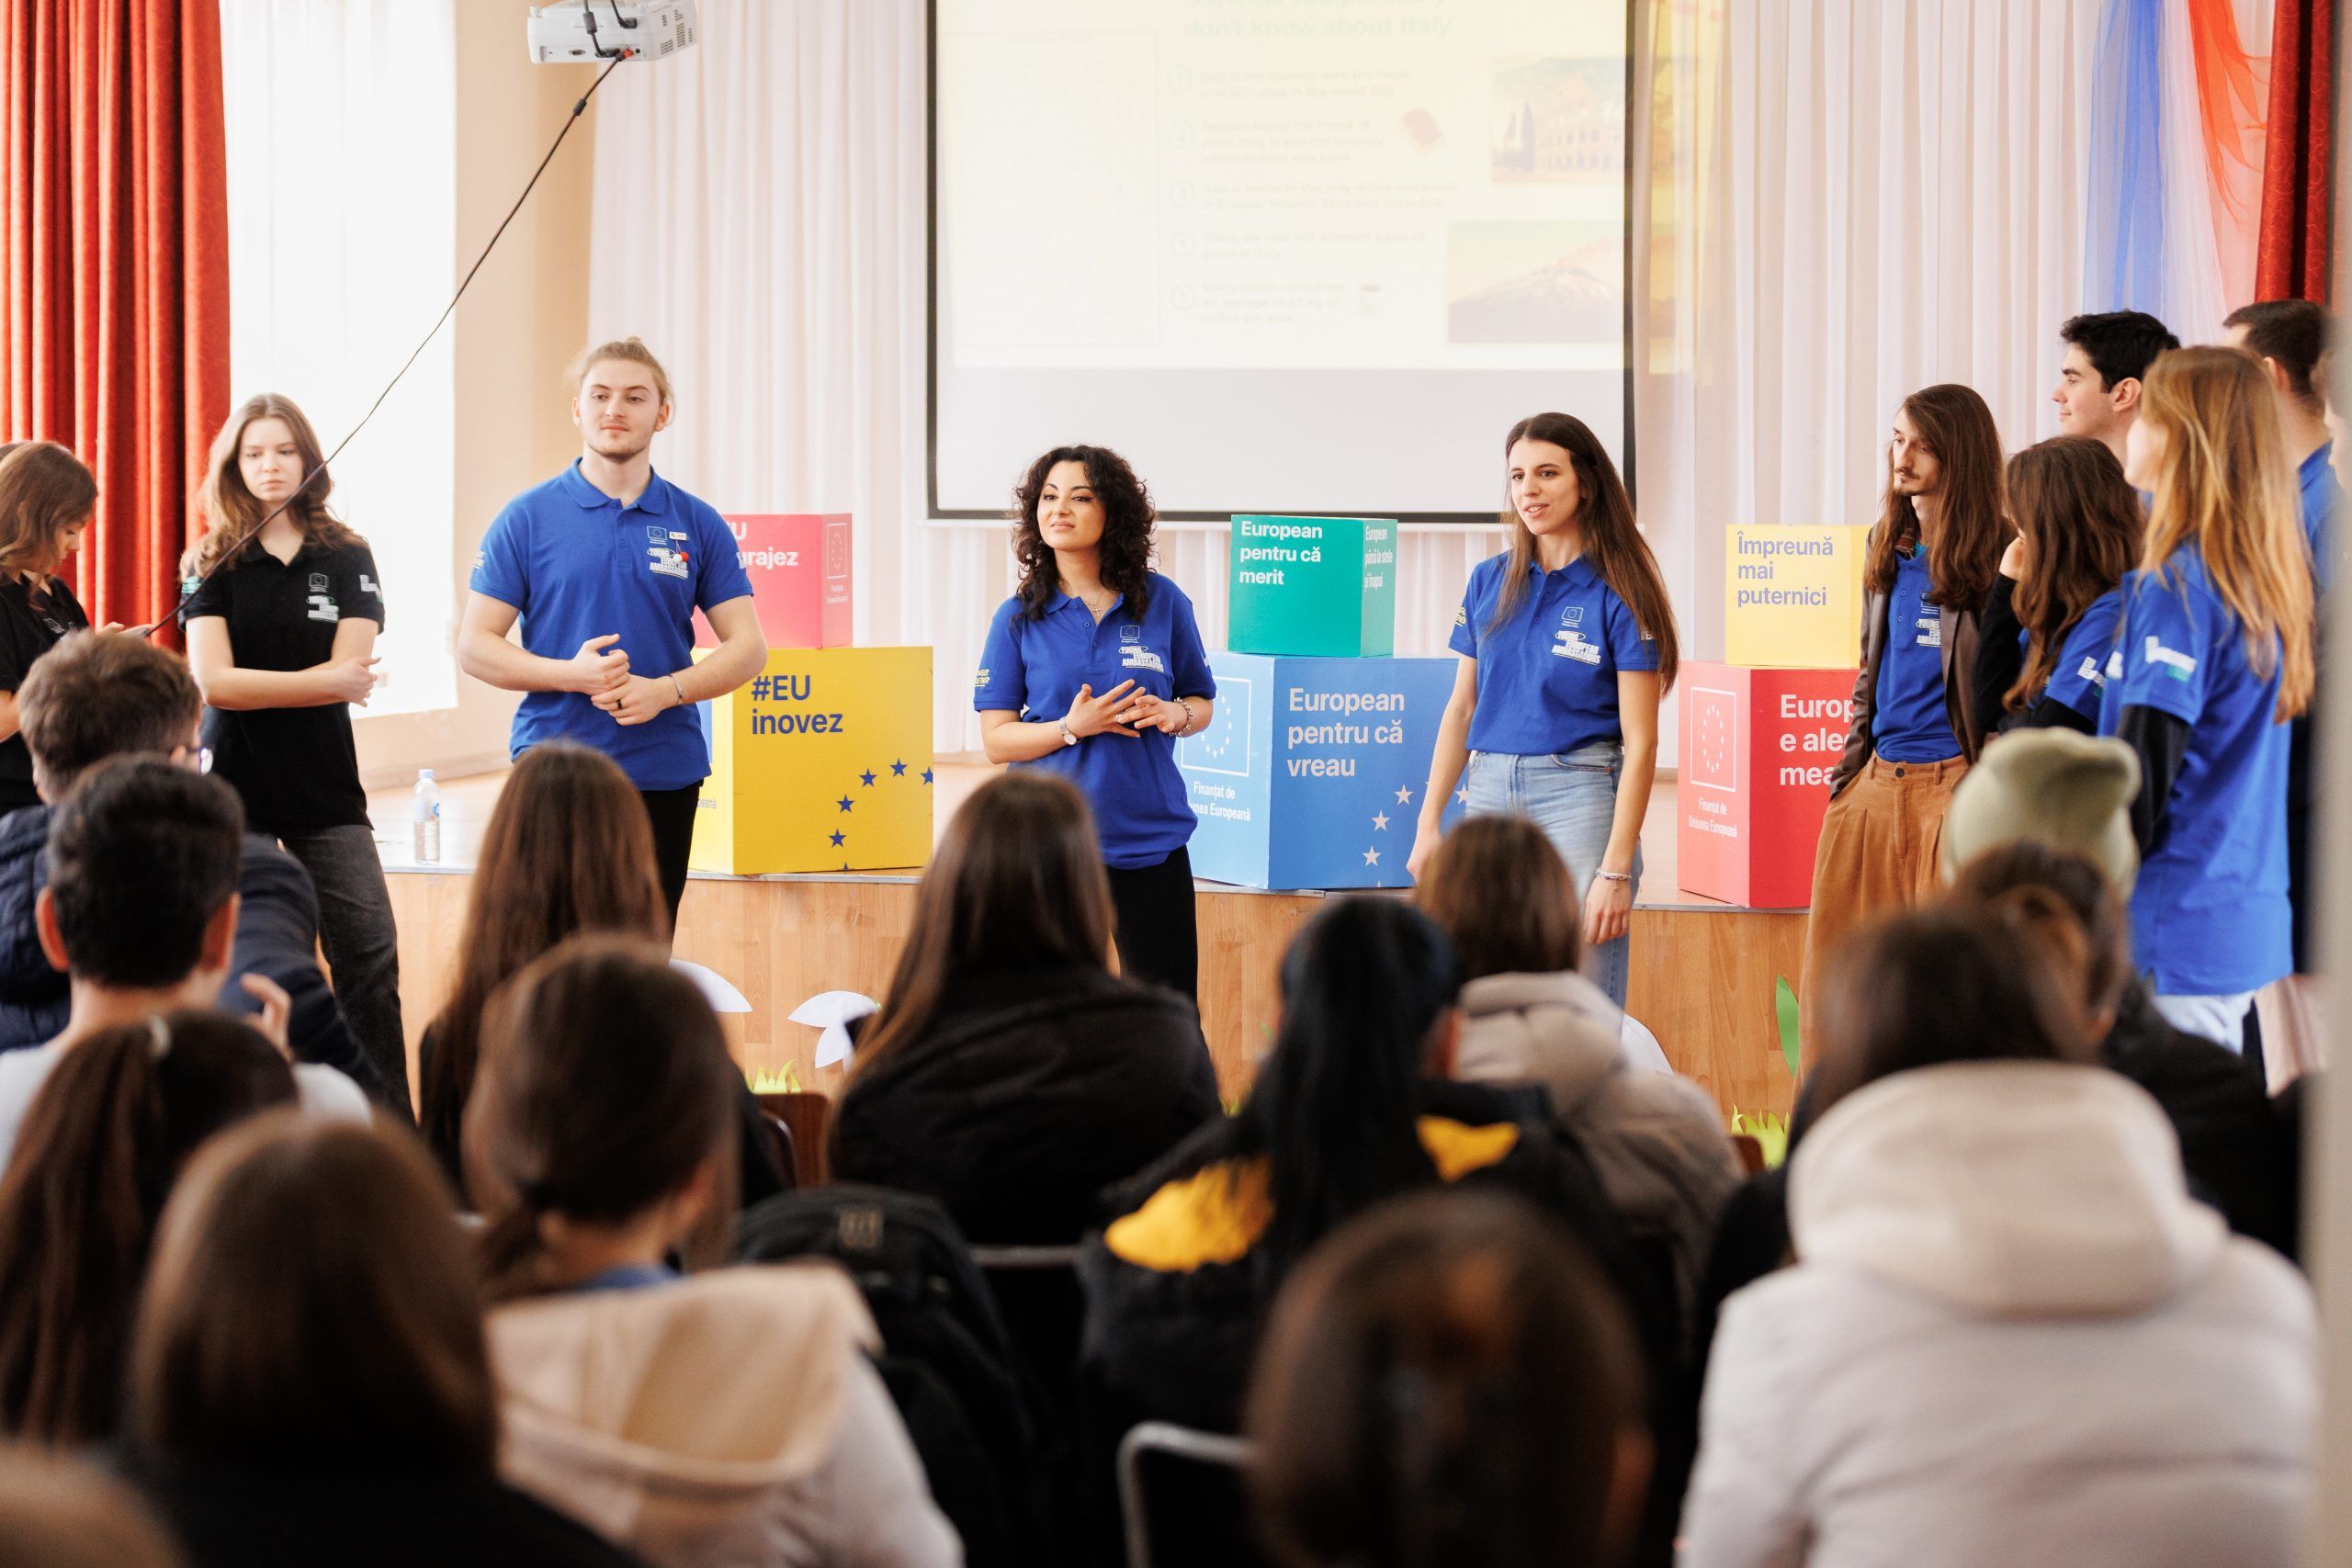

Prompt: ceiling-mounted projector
[526,1,699,65]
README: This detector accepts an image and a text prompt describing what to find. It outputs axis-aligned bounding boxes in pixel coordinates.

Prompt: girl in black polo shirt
[181,394,404,1111]
[0,443,96,816]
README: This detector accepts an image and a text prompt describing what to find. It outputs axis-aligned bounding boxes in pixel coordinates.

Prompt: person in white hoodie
[466,934,960,1568]
[1679,903,2315,1568]
[1414,812,1739,1326]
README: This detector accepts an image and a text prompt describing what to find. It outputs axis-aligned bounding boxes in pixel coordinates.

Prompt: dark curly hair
[1011,446,1156,620]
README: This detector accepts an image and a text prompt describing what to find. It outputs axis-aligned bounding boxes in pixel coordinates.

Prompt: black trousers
[1106,844,1199,1001]
[639,783,703,937]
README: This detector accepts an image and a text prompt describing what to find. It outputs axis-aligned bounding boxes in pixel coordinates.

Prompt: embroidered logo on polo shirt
[359,573,379,596]
[472,548,487,571]
[2078,655,2108,688]
[974,667,990,690]
[1914,614,1940,649]
[306,571,339,623]
[644,525,689,579]
[1120,646,1168,674]
[2144,637,2197,681]
[1453,606,1467,627]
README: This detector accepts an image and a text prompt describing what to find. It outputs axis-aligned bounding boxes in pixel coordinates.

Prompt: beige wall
[353,7,597,786]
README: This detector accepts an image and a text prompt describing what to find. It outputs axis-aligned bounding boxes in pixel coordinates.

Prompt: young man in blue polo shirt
[458,338,765,926]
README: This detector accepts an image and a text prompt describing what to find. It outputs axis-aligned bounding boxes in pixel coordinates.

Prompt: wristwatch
[1057,716,1080,747]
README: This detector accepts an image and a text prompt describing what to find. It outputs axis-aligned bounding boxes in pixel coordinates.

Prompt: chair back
[1116,1420,1266,1568]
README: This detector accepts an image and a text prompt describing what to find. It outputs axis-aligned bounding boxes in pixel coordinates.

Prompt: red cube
[694,513,853,649]
[1676,661,1859,909]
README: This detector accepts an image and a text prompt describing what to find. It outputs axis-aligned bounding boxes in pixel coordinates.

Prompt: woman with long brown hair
[0,1012,295,1447]
[416,742,668,1190]
[1802,383,2010,1008]
[2098,345,2315,1050]
[180,393,404,1104]
[831,771,1217,1244]
[118,1113,645,1568]
[974,445,1216,999]
[1408,412,1679,1012]
[1971,435,2144,736]
[464,937,956,1568]
[0,443,100,815]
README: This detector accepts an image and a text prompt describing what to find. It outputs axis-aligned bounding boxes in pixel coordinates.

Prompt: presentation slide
[933,0,1629,518]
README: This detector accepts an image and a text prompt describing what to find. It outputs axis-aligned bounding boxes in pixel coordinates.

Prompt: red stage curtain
[2256,0,2335,301]
[0,0,230,628]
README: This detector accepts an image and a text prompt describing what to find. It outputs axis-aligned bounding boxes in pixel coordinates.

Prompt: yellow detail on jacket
[1102,1115,1522,1273]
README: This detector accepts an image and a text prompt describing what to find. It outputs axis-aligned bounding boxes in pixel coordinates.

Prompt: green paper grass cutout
[1774,976,1802,1079]
[746,1062,805,1095]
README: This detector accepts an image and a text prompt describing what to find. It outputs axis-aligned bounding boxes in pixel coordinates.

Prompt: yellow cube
[1724,525,1870,669]
[691,647,935,874]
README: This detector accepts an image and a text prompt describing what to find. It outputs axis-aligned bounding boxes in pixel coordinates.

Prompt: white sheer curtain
[1633,0,2102,668]
[218,0,457,714]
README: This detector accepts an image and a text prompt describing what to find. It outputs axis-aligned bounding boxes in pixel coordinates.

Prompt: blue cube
[1179,651,1465,890]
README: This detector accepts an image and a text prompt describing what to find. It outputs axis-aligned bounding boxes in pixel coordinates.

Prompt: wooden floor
[372,763,1803,1122]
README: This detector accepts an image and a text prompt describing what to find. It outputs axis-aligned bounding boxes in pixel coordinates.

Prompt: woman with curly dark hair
[973,446,1216,998]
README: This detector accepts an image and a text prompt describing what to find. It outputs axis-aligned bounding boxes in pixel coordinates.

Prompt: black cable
[157,49,634,636]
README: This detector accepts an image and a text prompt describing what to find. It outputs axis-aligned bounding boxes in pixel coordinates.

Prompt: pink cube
[695,513,853,649]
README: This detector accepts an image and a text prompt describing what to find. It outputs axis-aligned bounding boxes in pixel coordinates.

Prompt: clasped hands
[569,633,675,727]
[1064,679,1192,739]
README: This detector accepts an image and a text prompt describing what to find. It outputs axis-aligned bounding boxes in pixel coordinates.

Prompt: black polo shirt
[0,575,87,814]
[183,538,385,832]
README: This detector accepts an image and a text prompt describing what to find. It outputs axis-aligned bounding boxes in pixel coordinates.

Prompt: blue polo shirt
[472,461,754,790]
[1871,549,1960,761]
[2040,586,2126,723]
[2097,544,2292,995]
[1446,552,1658,756]
[973,572,1215,870]
[2299,442,2339,593]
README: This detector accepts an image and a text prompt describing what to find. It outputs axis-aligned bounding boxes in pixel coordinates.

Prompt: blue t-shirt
[2097,544,2292,995]
[2298,442,2340,593]
[472,462,755,791]
[2039,587,2126,723]
[973,573,1215,870]
[1871,550,1960,762]
[1445,553,1659,756]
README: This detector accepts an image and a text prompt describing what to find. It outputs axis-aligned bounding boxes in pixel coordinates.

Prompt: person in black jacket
[831,770,1221,1245]
[0,631,386,1106]
[117,1113,649,1568]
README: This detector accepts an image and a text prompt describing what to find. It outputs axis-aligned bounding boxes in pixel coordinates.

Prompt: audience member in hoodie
[0,1011,293,1446]
[1414,812,1739,1325]
[0,760,369,1173]
[1080,897,1648,1439]
[415,742,781,1208]
[1679,905,2315,1568]
[831,771,1221,1244]
[115,1112,650,1568]
[466,935,958,1568]
[0,1449,187,1568]
[0,631,383,1105]
[1246,1188,1651,1568]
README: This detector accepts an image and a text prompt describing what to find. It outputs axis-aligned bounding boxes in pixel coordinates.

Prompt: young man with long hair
[1802,384,2009,1011]
[458,338,767,927]
[974,446,1216,998]
[181,393,404,1108]
[2100,346,2315,1050]
[1408,412,1679,1013]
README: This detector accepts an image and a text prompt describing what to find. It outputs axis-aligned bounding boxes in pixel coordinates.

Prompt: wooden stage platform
[374,765,1804,1123]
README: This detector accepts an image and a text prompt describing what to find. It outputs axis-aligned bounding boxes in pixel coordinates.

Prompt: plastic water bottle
[412,769,442,863]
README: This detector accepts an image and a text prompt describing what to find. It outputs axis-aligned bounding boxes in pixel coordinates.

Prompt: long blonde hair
[2136,346,2314,719]
[183,394,367,582]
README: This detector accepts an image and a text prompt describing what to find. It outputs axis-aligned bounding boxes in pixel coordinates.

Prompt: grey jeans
[277,823,408,1114]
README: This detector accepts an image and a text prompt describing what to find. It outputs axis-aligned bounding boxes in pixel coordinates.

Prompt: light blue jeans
[1464,742,1640,1011]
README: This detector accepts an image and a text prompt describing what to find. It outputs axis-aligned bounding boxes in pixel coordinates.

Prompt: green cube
[1227,515,1397,658]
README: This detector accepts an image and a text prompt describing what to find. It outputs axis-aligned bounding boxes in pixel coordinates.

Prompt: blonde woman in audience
[1414,812,1738,1325]
[1680,904,2314,1568]
[466,936,957,1568]
[116,1113,646,1568]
